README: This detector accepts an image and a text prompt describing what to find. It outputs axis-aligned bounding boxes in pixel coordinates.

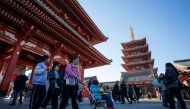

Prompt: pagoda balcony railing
[36,0,92,47]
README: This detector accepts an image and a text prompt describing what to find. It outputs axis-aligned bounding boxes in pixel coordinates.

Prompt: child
[100,84,105,94]
[91,80,115,109]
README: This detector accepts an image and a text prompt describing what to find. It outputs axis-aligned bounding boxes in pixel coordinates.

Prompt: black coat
[13,74,28,90]
[134,86,140,97]
[48,70,62,96]
[120,83,127,92]
[113,84,119,93]
[128,86,133,95]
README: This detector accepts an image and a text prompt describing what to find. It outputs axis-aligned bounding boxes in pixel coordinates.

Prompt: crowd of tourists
[7,55,83,109]
[6,54,189,109]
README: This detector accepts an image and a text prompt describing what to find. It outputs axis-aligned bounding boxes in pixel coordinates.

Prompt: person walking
[41,64,62,109]
[165,63,186,109]
[113,81,120,102]
[59,56,81,109]
[158,73,170,108]
[29,55,50,109]
[120,81,129,104]
[9,69,29,105]
[128,84,136,104]
[134,84,141,103]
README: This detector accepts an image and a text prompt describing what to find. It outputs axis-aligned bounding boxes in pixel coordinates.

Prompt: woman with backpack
[165,63,186,109]
[59,56,81,109]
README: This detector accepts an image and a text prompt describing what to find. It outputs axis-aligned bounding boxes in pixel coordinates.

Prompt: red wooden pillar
[0,39,22,96]
[81,65,88,98]
[144,86,146,94]
[0,58,5,73]
[47,52,55,68]
[81,66,84,82]
[143,84,147,95]
[29,67,35,84]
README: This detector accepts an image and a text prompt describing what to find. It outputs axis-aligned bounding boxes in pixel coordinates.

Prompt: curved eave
[122,44,148,52]
[85,62,111,69]
[121,37,146,46]
[57,0,108,43]
[121,68,158,75]
[90,46,112,64]
[122,44,149,56]
[122,59,154,67]
[122,51,151,61]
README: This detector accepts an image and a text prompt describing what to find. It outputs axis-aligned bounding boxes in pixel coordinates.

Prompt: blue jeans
[102,95,113,107]
[162,90,169,106]
[12,89,24,104]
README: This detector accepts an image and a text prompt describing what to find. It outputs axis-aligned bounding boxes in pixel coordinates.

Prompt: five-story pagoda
[120,25,158,95]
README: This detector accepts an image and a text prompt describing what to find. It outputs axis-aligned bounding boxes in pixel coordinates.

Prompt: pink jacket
[64,63,81,80]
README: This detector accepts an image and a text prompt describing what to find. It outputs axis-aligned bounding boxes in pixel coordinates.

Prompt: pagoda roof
[121,68,158,75]
[122,44,148,53]
[0,0,112,69]
[122,51,151,61]
[122,59,154,67]
[121,37,146,46]
[55,0,108,45]
[120,72,153,83]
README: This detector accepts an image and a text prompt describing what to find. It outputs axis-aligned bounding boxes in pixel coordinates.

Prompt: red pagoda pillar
[143,85,147,95]
[0,38,22,96]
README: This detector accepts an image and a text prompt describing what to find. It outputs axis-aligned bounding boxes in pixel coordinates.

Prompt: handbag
[151,79,161,88]
[66,76,75,86]
[168,80,179,88]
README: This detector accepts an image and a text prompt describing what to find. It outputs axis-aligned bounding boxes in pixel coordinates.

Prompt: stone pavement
[0,97,190,109]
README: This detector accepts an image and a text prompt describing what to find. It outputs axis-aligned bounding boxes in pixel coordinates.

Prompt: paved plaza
[0,97,190,109]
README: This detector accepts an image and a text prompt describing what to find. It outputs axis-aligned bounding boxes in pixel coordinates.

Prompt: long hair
[165,62,179,76]
[69,56,78,64]
[35,55,49,67]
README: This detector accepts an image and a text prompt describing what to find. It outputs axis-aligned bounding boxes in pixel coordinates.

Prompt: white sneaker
[79,102,83,104]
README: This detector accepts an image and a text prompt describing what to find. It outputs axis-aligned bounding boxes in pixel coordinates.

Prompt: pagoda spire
[130,24,135,41]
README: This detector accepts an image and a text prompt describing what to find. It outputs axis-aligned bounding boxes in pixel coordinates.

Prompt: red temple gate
[0,0,111,96]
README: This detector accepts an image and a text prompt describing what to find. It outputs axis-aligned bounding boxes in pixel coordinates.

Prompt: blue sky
[78,0,190,82]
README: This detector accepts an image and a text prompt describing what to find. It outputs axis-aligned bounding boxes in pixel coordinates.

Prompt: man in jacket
[128,84,136,104]
[113,81,120,102]
[120,81,129,104]
[9,69,29,105]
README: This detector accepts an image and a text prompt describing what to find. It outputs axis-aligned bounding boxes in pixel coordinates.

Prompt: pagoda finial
[130,24,135,41]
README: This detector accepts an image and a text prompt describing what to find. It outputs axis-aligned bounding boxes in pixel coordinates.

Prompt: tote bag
[66,76,76,86]
[151,79,161,88]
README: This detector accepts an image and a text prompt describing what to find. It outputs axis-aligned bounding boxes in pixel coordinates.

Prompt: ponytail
[35,55,49,67]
